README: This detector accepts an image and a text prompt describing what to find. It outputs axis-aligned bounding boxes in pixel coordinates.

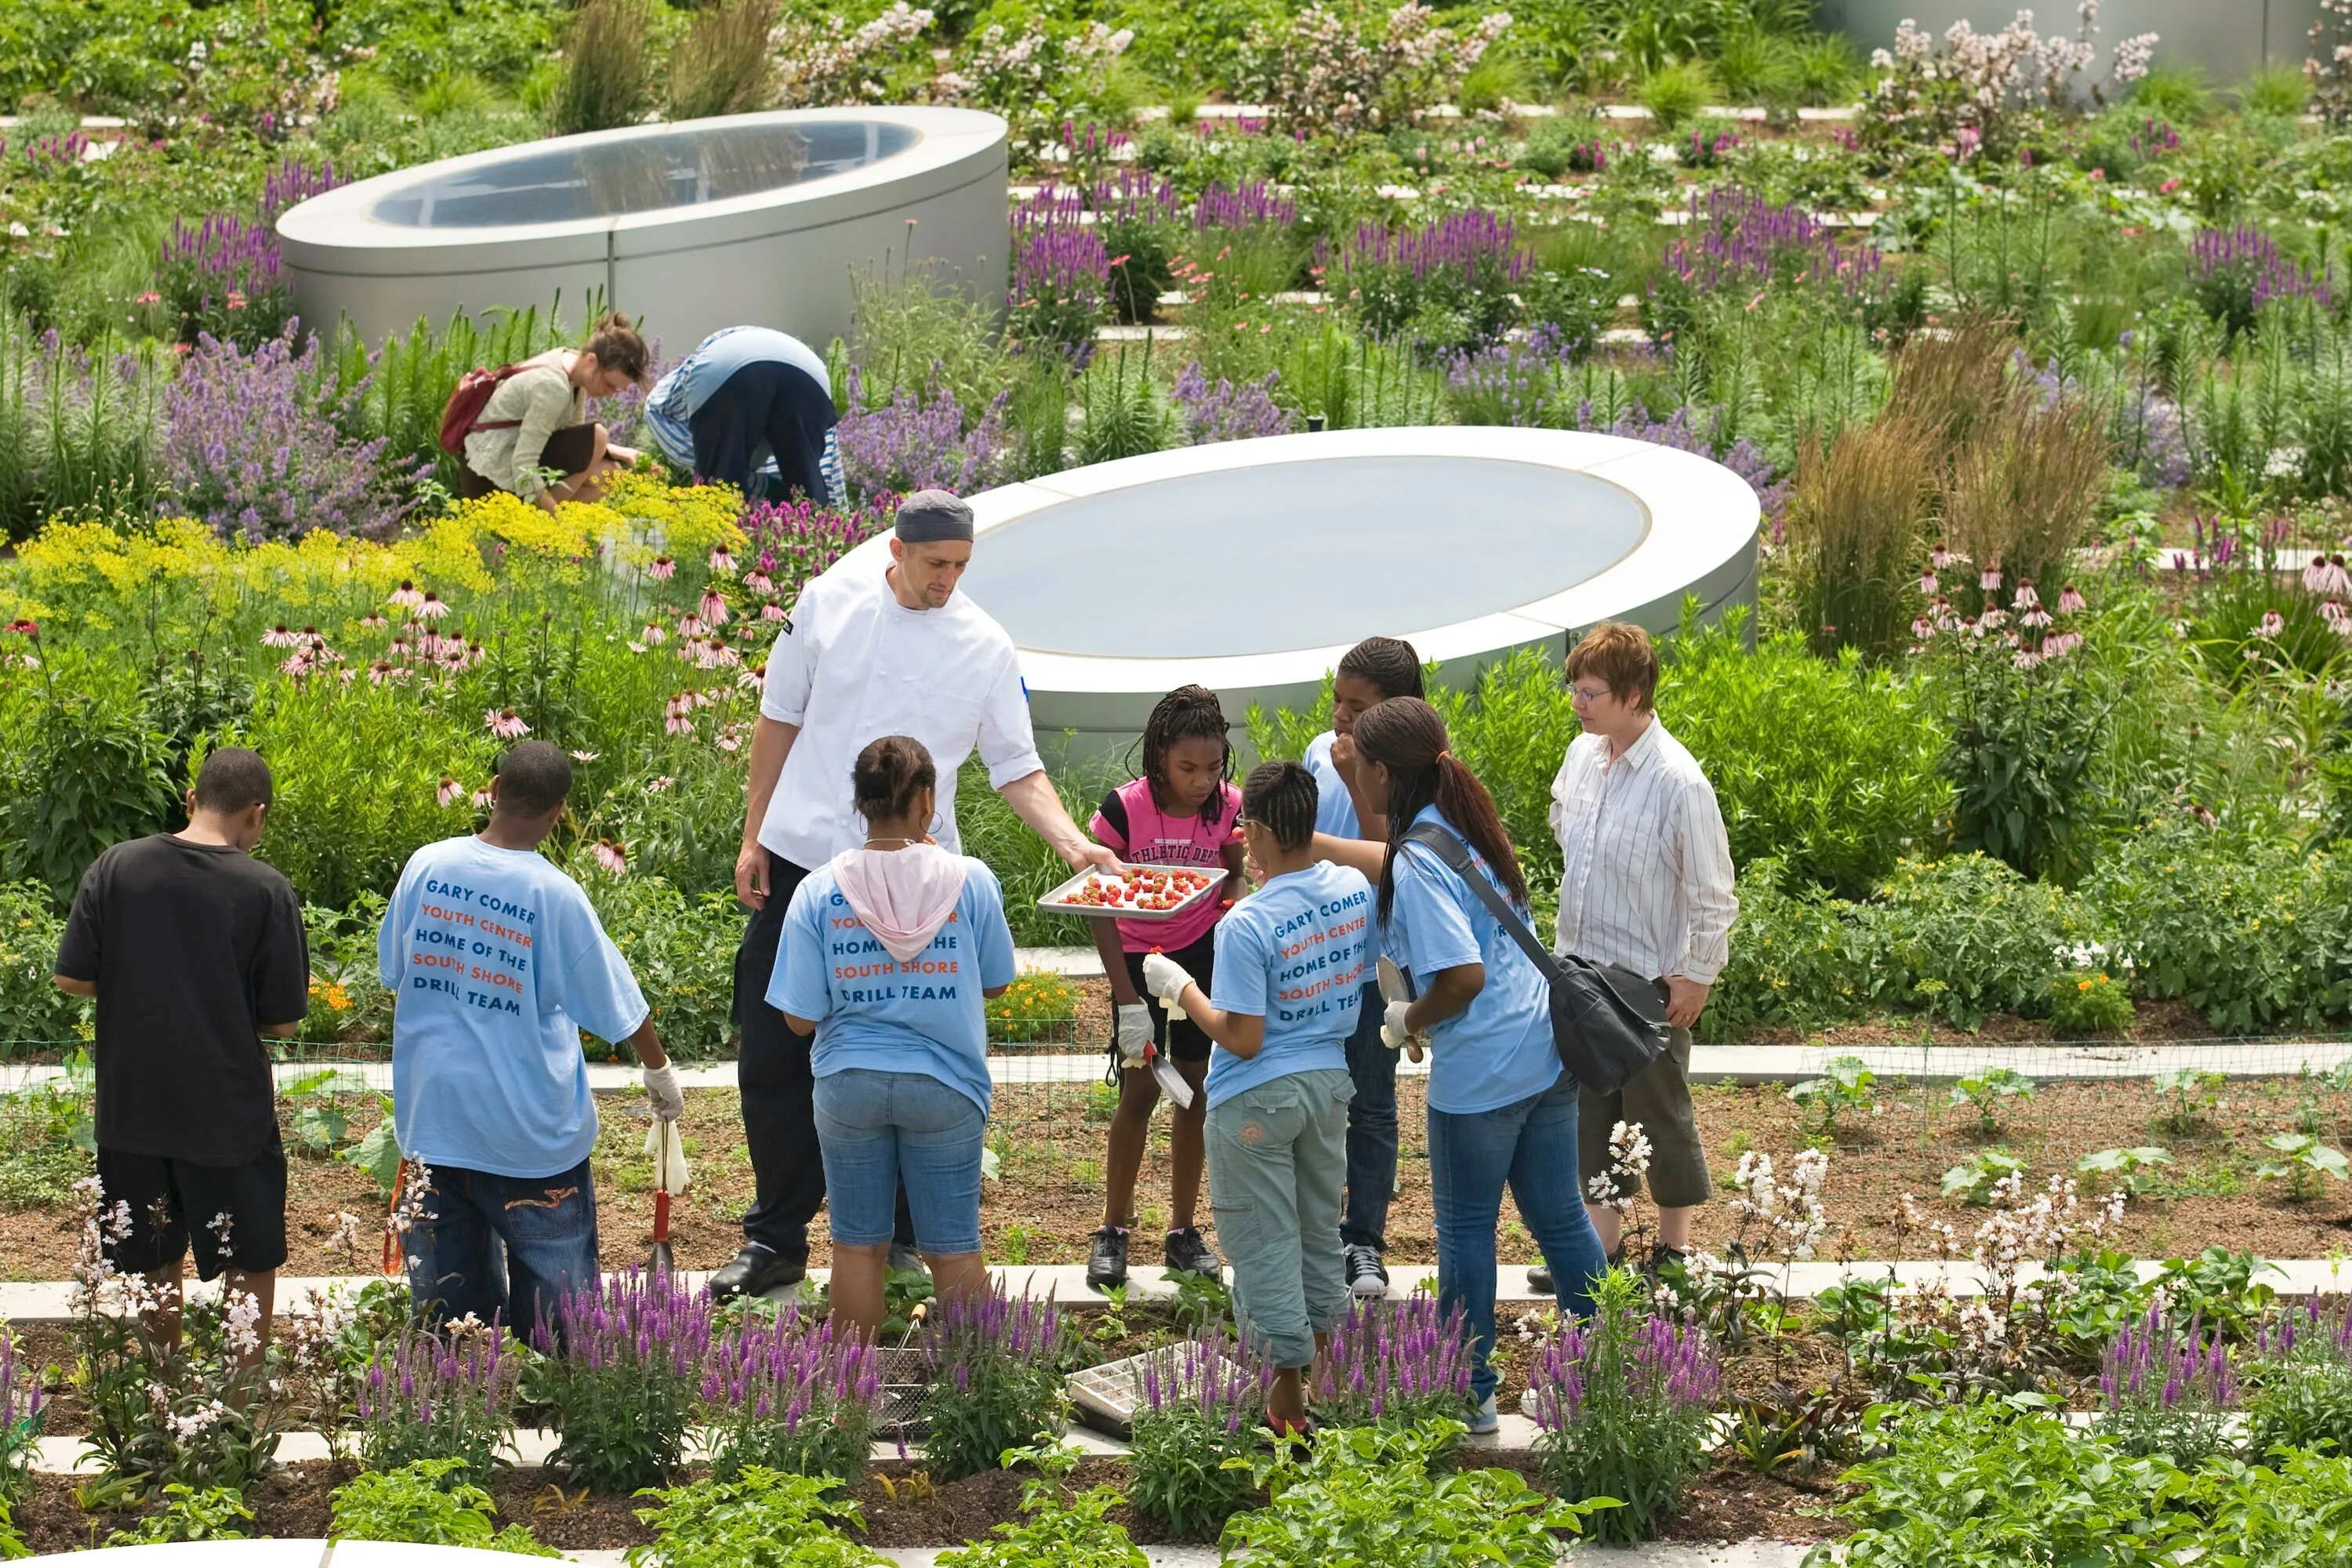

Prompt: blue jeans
[812,1069,985,1254]
[405,1157,600,1346]
[1339,981,1396,1250]
[1428,1075,1606,1404]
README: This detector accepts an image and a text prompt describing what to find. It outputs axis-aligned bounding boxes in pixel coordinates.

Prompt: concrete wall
[1820,0,2323,84]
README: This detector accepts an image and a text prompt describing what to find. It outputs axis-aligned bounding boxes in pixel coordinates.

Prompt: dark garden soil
[9,1451,1850,1555]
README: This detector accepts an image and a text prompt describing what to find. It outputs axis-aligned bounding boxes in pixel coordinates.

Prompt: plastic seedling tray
[1037,866,1227,921]
[1066,1345,1253,1440]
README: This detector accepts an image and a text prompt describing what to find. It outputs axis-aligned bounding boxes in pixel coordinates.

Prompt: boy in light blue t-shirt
[1142,761,1370,1439]
[377,742,681,1339]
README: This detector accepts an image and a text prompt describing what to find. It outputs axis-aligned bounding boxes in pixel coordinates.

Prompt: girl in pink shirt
[1083,685,1247,1290]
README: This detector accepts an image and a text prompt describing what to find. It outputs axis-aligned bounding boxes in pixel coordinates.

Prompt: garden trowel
[1378,956,1425,1064]
[644,1116,689,1275]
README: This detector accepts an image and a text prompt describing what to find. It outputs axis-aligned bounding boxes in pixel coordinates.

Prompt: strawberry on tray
[1039,866,1227,920]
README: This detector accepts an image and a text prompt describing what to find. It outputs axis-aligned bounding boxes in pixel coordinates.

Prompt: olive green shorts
[1577,1025,1709,1209]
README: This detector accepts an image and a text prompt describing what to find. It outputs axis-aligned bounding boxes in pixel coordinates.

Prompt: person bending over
[55,747,308,1377]
[642,325,846,506]
[378,741,680,1341]
[772,736,1017,1341]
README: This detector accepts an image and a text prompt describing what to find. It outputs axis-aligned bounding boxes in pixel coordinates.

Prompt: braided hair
[1350,696,1526,924]
[1240,760,1318,853]
[1338,636,1425,702]
[1140,684,1236,825]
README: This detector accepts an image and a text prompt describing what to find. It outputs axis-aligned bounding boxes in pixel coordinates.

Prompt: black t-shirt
[56,835,310,1166]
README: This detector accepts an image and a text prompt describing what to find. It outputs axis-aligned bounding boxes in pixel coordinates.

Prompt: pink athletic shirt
[1088,775,1239,954]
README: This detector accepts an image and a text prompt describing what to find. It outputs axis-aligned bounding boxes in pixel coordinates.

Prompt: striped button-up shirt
[1548,717,1738,985]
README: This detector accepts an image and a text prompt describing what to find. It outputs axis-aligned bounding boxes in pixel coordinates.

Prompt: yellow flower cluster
[308,976,354,1012]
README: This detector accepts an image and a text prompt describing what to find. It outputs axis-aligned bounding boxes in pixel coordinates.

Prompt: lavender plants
[917,1285,1070,1482]
[161,325,401,540]
[1307,1295,1475,1432]
[0,314,165,541]
[1127,1325,1272,1537]
[355,1320,520,1483]
[698,1306,884,1483]
[835,368,1016,499]
[1337,212,1530,357]
[1007,196,1111,364]
[1187,181,1304,306]
[530,1270,711,1493]
[2100,1303,2238,1467]
[1528,1268,1720,1544]
[2188,226,2335,342]
[1173,362,1295,445]
[157,157,343,350]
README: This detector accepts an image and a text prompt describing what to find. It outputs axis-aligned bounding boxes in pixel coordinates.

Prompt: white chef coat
[757,551,1044,869]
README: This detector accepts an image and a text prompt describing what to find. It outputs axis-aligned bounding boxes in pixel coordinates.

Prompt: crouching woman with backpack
[1317,696,1607,1434]
[445,314,649,510]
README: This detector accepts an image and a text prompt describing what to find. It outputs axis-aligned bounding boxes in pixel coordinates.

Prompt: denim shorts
[811,1069,986,1254]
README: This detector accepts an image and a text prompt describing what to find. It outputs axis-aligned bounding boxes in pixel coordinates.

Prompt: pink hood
[831,844,969,964]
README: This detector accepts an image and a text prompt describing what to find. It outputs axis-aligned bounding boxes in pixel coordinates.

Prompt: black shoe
[1344,1243,1389,1299]
[709,1244,805,1301]
[887,1242,928,1277]
[1525,1263,1553,1294]
[1087,1225,1130,1290]
[1163,1226,1221,1278]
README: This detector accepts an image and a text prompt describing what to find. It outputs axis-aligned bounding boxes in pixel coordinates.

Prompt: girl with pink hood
[771,735,1017,1341]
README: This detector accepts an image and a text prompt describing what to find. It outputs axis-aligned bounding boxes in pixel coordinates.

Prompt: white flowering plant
[1235,2,1512,136]
[1861,2,2158,159]
[946,13,1135,151]
[771,2,939,109]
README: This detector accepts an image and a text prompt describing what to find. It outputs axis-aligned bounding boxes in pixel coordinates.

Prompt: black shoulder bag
[1398,822,1670,1096]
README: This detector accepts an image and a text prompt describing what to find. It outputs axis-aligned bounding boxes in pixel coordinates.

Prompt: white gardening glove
[1141,951,1195,1011]
[642,1062,684,1122]
[1380,999,1414,1052]
[1115,1004,1152,1068]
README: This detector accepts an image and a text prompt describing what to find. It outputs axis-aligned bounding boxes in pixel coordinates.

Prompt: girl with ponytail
[1340,697,1606,1428]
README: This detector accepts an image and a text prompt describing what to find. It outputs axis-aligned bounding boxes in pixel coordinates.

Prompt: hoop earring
[928,810,945,837]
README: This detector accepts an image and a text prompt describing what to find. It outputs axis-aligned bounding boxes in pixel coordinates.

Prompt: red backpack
[437,363,528,456]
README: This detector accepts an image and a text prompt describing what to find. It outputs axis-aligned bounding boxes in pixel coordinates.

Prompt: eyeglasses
[1567,684,1613,705]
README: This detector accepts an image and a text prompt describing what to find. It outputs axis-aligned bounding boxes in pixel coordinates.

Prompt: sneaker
[1163,1225,1221,1278]
[1086,1225,1130,1290]
[1345,1243,1389,1298]
[1468,1394,1501,1436]
[1523,1262,1553,1295]
[708,1244,806,1301]
[887,1242,928,1277]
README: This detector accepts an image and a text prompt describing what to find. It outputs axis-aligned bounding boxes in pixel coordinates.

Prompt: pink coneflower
[717,725,742,753]
[437,777,463,808]
[699,590,729,626]
[640,622,669,645]
[761,603,785,621]
[2258,610,2285,639]
[2012,580,2040,611]
[262,623,299,648]
[1912,616,1934,641]
[664,695,695,735]
[1978,607,2008,630]
[709,548,735,573]
[485,707,532,739]
[1930,546,1955,571]
[1919,570,1938,596]
[416,592,450,620]
[470,786,493,810]
[593,840,627,875]
[648,776,674,793]
[359,613,388,630]
[2057,583,2087,614]
[389,580,424,610]
[2307,554,2352,597]
[2043,630,2083,659]
[648,556,676,581]
[3,619,36,637]
[677,614,706,638]
[570,750,600,763]
[739,667,766,690]
[368,659,395,684]
[744,571,773,594]
[1980,567,2002,592]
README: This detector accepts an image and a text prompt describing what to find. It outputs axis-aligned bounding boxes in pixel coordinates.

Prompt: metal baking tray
[1036,866,1228,921]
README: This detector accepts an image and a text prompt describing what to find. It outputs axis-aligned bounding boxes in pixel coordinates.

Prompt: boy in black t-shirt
[55,747,309,1370]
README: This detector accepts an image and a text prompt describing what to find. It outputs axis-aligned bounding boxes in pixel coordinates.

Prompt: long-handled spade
[644,1117,687,1276]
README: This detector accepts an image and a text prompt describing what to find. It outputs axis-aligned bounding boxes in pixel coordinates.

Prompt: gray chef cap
[895,489,975,543]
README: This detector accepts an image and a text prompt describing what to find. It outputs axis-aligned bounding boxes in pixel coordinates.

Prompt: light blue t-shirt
[643,326,845,502]
[771,858,1016,1113]
[1206,861,1372,1109]
[1382,807,1560,1116]
[1302,730,1361,839]
[378,837,648,1179]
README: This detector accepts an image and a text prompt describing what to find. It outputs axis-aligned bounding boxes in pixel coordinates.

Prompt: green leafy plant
[2047,967,2136,1035]
[919,1287,1070,1483]
[2153,1069,2226,1136]
[1788,1056,1877,1140]
[1858,855,2089,1029]
[626,1467,887,1568]
[2254,1132,2350,1202]
[1127,1327,1266,1539]
[329,1458,559,1555]
[2242,1301,2352,1457]
[1219,1419,1610,1566]
[103,1483,253,1544]
[986,967,1080,1046]
[1940,1149,2027,1206]
[0,877,86,1046]
[937,1440,1147,1568]
[2075,1146,2175,1197]
[1948,1069,2036,1138]
[284,1067,372,1155]
[527,1274,699,1494]
[550,0,656,136]
[355,1321,520,1483]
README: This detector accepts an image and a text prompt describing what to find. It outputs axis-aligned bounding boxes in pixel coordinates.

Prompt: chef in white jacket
[710,489,1119,1300]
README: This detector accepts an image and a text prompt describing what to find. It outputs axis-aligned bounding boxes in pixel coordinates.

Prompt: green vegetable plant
[937,1440,1146,1568]
[328,1458,559,1555]
[1218,1420,1611,1566]
[284,1068,372,1155]
[1940,1149,2027,1206]
[2075,1146,2176,1198]
[103,1483,254,1544]
[2153,1069,2226,1135]
[2253,1132,2350,1202]
[1788,1055,1878,1141]
[626,1467,887,1568]
[1947,1068,2035,1138]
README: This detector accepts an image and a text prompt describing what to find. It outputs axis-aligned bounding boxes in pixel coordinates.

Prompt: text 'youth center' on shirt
[1206,860,1375,1109]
